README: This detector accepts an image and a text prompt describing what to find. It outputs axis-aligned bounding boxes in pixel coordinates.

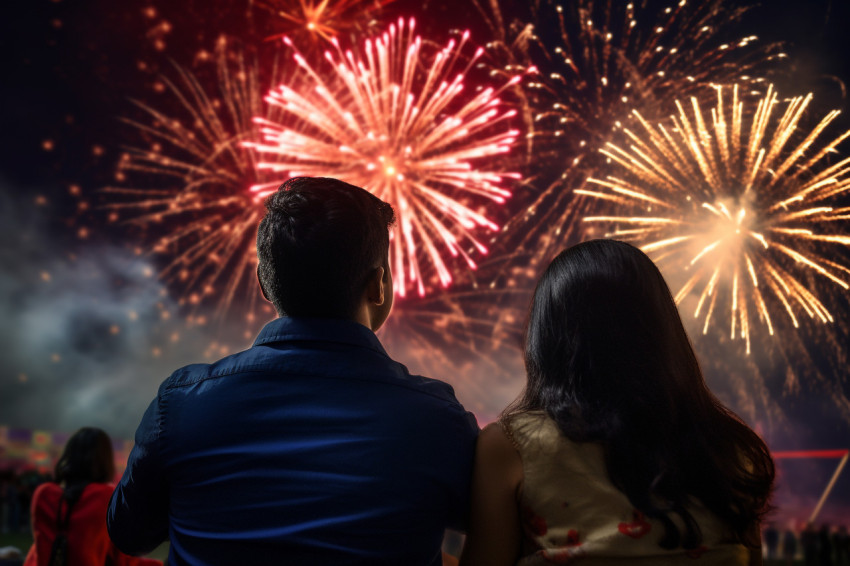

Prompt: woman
[24,427,161,566]
[461,240,774,565]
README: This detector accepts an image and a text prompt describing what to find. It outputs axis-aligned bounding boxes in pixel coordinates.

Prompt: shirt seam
[163,365,464,406]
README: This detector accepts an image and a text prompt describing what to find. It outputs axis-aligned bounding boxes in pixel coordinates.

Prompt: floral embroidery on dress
[523,505,548,537]
[505,412,748,564]
[618,510,652,539]
[564,529,581,547]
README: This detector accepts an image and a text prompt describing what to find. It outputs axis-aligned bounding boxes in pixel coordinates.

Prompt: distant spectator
[783,527,798,566]
[764,522,780,559]
[0,545,23,562]
[0,474,10,534]
[820,524,834,566]
[803,522,819,566]
[835,525,849,566]
[23,427,161,566]
[6,479,21,534]
[17,471,41,535]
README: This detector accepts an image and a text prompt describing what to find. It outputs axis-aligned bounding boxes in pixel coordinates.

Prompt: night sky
[2,0,849,525]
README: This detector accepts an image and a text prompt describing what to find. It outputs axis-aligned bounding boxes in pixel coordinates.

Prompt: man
[108,177,479,565]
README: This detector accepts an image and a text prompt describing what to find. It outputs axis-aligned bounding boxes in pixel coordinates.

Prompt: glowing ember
[257,0,396,44]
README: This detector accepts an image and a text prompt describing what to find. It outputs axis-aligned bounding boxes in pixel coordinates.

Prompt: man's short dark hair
[256,177,395,318]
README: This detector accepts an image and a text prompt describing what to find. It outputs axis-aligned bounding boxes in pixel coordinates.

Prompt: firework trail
[245,17,524,298]
[104,41,283,326]
[479,0,784,264]
[254,0,396,44]
[578,84,850,354]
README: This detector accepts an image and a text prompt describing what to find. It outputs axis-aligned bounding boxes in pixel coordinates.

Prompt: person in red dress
[24,427,161,566]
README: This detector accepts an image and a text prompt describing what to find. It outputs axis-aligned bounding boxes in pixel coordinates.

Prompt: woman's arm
[459,423,524,566]
[747,523,763,566]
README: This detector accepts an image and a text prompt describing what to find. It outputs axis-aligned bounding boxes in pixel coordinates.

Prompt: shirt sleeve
[444,407,480,532]
[107,387,170,556]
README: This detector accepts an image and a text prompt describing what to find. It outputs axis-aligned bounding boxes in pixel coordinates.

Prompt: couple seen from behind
[98,177,774,565]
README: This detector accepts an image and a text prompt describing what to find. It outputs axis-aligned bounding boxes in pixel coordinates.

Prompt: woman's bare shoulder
[476,422,523,484]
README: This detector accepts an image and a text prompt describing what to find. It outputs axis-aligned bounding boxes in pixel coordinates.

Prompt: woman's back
[25,482,158,566]
[24,427,161,566]
[460,241,772,566]
[503,411,751,565]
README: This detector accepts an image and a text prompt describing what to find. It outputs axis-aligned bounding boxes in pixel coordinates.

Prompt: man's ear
[258,266,271,303]
[367,266,385,306]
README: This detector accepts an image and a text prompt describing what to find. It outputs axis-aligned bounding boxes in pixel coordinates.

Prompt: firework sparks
[526,0,777,148]
[255,0,395,44]
[245,17,523,298]
[481,0,784,263]
[104,42,282,326]
[579,84,850,353]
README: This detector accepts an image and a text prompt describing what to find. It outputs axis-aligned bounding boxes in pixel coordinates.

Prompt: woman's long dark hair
[512,239,774,549]
[54,427,115,504]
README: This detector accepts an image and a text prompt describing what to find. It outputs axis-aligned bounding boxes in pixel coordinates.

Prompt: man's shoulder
[155,338,476,430]
[159,346,258,390]
[389,366,463,406]
[386,367,480,435]
[160,361,216,390]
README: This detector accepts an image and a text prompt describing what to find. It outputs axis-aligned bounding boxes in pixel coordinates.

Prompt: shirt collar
[253,316,390,357]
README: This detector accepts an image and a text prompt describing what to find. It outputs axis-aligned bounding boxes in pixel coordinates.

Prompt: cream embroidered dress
[501,411,751,565]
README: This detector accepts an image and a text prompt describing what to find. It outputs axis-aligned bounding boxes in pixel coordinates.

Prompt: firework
[481,0,784,264]
[245,17,523,297]
[255,0,395,44]
[104,42,282,325]
[526,0,776,147]
[578,84,850,353]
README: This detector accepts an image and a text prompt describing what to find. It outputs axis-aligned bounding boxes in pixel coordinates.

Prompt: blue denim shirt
[107,316,479,565]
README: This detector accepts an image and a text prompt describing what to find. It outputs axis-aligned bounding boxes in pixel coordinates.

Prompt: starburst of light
[256,0,396,44]
[482,0,784,265]
[104,42,283,326]
[578,84,850,353]
[245,17,523,297]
